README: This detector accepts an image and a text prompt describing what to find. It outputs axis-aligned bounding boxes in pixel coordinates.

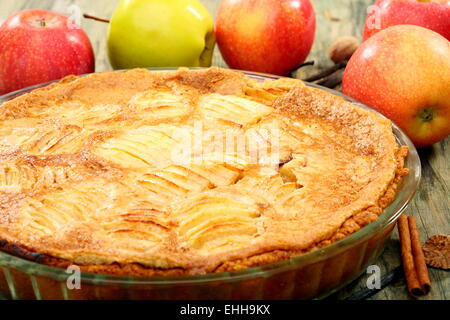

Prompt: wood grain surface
[0,0,448,300]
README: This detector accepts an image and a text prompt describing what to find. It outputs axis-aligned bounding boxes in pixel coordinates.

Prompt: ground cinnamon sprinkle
[397,215,431,297]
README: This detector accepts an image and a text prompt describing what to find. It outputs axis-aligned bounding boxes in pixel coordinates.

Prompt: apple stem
[419,109,434,122]
[83,14,110,23]
[36,19,46,27]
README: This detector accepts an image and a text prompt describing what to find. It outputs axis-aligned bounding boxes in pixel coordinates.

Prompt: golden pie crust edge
[0,67,409,276]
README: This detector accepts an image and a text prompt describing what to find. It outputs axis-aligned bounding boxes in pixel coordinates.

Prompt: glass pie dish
[0,69,421,300]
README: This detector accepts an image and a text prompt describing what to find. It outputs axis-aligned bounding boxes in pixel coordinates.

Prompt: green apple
[107,0,215,69]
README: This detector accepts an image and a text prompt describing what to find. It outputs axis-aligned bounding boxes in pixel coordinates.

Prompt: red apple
[215,0,316,76]
[363,0,450,41]
[0,10,95,95]
[343,25,450,148]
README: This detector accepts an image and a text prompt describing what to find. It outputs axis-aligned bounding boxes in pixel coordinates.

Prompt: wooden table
[0,0,448,300]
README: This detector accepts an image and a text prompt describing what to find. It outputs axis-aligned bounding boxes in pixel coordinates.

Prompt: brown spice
[422,234,450,270]
[397,215,431,297]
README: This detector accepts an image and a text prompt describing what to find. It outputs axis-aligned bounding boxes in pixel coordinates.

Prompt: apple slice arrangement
[0,0,448,148]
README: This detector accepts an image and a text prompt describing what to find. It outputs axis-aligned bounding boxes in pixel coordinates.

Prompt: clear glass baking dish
[0,69,421,300]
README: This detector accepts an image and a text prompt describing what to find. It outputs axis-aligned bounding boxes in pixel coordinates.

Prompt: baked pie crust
[0,68,408,275]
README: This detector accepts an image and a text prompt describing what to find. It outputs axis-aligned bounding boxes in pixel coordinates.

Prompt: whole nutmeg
[328,36,360,63]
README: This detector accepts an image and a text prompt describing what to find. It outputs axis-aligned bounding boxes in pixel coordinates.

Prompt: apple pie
[0,68,408,275]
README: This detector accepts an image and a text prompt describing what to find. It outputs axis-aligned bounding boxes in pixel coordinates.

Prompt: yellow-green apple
[107,0,215,70]
[343,25,450,148]
[363,0,450,41]
[215,0,316,76]
[0,9,95,95]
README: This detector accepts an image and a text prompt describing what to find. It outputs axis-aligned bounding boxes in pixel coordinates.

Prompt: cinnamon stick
[303,60,347,82]
[317,68,344,89]
[397,215,431,297]
[408,216,431,294]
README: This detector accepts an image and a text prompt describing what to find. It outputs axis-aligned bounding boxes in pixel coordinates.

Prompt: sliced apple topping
[97,197,171,262]
[0,122,87,156]
[0,162,34,192]
[129,90,191,121]
[137,163,241,201]
[245,78,305,104]
[124,200,169,227]
[102,203,170,249]
[26,125,87,155]
[17,182,116,237]
[199,93,274,125]
[187,163,240,187]
[150,165,212,193]
[102,222,169,250]
[64,103,123,126]
[29,101,124,127]
[95,125,179,169]
[0,162,80,193]
[138,171,191,198]
[279,158,307,185]
[0,119,42,153]
[14,178,171,252]
[236,167,299,204]
[175,192,260,253]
